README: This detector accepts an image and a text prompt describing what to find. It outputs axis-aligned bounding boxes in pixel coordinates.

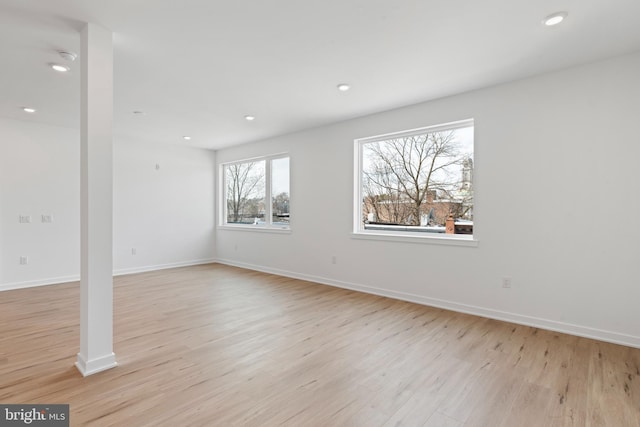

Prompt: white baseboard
[0,258,216,291]
[215,258,640,349]
[112,258,216,276]
[0,275,80,292]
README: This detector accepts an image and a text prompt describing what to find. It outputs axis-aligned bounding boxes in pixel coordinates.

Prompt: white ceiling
[1,1,640,150]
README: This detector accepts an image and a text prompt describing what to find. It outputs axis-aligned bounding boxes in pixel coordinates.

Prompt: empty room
[1,1,639,426]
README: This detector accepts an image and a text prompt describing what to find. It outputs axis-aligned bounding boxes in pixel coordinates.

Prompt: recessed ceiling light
[543,12,567,26]
[244,115,255,121]
[337,83,351,92]
[183,136,192,141]
[58,51,77,62]
[22,107,36,113]
[51,64,70,72]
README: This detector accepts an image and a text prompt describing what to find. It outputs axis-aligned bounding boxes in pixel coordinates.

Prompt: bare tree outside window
[360,122,473,234]
[225,161,265,223]
[272,192,290,222]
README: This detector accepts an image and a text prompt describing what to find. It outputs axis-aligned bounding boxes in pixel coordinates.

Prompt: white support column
[76,22,117,377]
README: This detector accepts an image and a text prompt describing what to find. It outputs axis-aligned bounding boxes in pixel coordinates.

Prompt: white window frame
[353,119,477,247]
[219,153,290,232]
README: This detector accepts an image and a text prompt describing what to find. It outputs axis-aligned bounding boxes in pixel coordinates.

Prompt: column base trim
[75,352,117,377]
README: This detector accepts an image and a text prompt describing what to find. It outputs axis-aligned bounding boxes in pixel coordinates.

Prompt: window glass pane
[225,160,266,225]
[271,157,290,226]
[361,124,473,236]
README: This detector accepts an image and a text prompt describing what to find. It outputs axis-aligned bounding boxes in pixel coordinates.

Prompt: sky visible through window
[272,157,289,196]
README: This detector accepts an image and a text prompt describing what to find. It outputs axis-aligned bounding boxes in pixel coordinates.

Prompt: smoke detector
[58,51,77,61]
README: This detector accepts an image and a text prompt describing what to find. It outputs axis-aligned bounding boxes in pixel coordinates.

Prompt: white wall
[113,138,215,274]
[215,51,640,348]
[1,119,80,288]
[0,117,216,289]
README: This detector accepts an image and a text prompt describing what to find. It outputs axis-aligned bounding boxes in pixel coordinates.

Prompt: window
[354,119,474,240]
[222,155,290,229]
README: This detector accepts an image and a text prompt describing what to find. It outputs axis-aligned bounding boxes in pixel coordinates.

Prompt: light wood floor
[1,264,639,426]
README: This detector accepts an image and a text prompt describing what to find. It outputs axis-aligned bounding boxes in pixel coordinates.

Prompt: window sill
[351,231,478,247]
[218,225,291,234]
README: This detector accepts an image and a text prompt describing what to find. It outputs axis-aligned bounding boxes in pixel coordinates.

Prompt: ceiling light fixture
[244,115,255,121]
[183,136,192,141]
[51,64,70,72]
[58,51,77,61]
[337,83,351,92]
[543,11,567,26]
[23,107,36,113]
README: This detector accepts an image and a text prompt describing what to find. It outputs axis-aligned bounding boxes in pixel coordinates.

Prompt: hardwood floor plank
[586,341,640,426]
[424,411,463,427]
[500,382,553,427]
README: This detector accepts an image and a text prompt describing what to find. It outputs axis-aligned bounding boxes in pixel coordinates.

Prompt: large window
[222,154,290,229]
[355,119,474,240]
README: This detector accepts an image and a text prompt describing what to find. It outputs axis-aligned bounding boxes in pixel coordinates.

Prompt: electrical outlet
[502,277,512,288]
[331,255,337,265]
[19,256,28,265]
[131,248,137,255]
